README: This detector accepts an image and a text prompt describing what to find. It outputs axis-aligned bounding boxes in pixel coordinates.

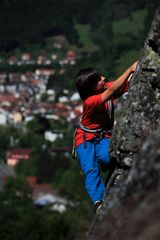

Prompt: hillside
[1,0,159,86]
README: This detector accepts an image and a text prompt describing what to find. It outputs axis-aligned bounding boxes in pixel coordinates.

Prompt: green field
[113,9,148,36]
[75,23,99,52]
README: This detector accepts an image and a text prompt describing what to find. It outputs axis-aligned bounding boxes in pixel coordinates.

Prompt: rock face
[110,8,160,166]
[85,7,160,240]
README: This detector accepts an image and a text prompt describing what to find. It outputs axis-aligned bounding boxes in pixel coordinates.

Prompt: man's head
[75,67,105,100]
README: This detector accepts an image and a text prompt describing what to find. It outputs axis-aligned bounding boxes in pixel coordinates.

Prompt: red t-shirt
[74,80,129,147]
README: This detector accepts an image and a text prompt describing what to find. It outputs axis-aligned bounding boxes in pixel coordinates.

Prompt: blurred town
[0,36,83,212]
[0,36,81,126]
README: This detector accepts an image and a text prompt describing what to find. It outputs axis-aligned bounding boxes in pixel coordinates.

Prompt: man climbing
[73,62,138,213]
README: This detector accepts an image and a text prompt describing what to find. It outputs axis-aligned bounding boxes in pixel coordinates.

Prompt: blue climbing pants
[76,137,110,203]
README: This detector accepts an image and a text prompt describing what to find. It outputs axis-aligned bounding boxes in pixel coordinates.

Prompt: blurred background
[0,1,159,239]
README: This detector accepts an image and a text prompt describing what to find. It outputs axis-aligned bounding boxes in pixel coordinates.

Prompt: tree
[0,176,75,240]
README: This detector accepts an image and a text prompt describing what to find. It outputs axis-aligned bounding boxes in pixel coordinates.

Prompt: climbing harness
[72,99,114,159]
[72,123,113,159]
[72,129,78,159]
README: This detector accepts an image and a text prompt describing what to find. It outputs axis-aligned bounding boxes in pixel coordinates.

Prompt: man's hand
[130,61,139,73]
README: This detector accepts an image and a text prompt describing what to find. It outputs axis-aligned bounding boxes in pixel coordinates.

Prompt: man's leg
[95,137,110,166]
[76,141,105,204]
[95,138,116,185]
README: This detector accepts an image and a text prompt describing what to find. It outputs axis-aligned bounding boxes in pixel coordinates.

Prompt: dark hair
[75,67,101,100]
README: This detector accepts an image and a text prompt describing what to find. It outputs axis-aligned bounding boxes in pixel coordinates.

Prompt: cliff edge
[85,7,160,240]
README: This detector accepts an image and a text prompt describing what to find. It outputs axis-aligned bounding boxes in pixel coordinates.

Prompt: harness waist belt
[79,122,103,133]
[79,122,113,134]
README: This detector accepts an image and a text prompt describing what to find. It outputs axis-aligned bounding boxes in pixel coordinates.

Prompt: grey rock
[85,7,160,240]
[110,7,160,165]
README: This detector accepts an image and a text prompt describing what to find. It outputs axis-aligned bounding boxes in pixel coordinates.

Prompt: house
[44,131,63,142]
[11,111,23,124]
[37,55,46,65]
[35,68,55,76]
[52,35,67,49]
[58,96,68,103]
[22,53,30,61]
[30,102,54,115]
[32,183,55,200]
[6,148,32,166]
[8,56,18,65]
[51,54,58,60]
[9,73,21,83]
[0,108,9,125]
[0,74,7,83]
[0,85,5,93]
[21,71,34,82]
[33,183,69,212]
[25,71,34,79]
[53,102,70,119]
[0,164,14,191]
[5,85,17,94]
[66,50,76,62]
[0,94,17,105]
[70,92,80,102]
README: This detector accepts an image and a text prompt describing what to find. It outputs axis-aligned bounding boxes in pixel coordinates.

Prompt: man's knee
[99,151,110,165]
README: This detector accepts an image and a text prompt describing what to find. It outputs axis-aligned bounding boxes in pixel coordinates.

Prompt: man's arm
[102,61,138,103]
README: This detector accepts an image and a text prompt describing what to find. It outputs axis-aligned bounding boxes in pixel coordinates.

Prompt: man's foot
[94,200,103,214]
